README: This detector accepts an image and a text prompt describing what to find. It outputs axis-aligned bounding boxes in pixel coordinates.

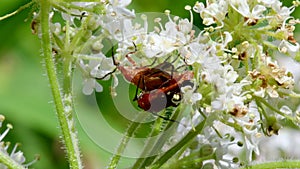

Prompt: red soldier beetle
[97,43,194,126]
[137,71,194,113]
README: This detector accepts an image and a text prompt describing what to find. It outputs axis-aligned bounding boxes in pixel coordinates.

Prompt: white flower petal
[280,106,292,116]
[191,93,202,103]
[82,79,94,95]
[95,81,103,92]
[252,5,266,18]
[112,75,119,88]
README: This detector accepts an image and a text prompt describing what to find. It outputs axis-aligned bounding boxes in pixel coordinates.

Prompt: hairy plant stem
[40,1,82,168]
[107,112,148,169]
[254,95,294,122]
[241,160,300,169]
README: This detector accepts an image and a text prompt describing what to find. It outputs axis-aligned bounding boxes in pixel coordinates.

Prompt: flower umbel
[25,0,300,168]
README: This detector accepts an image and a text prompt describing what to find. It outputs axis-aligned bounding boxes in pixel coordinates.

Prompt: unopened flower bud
[232,157,239,163]
[202,163,214,169]
[199,144,213,157]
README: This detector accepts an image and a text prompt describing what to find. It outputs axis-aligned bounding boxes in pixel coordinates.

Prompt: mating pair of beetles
[98,43,194,115]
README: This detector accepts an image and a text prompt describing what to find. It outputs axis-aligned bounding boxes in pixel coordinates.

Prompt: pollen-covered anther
[275,76,294,88]
[0,115,5,122]
[255,132,262,138]
[231,47,238,53]
[293,0,299,6]
[244,17,258,26]
[173,16,179,22]
[267,62,277,69]
[288,35,297,44]
[185,5,192,11]
[0,123,13,141]
[110,11,117,17]
[7,123,13,129]
[164,10,170,15]
[229,105,248,117]
[248,70,261,79]
[201,72,208,82]
[241,41,250,48]
[154,17,161,23]
[141,14,147,20]
[238,51,247,60]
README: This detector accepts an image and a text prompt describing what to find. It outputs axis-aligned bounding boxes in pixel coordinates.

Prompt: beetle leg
[157,62,175,79]
[133,75,144,101]
[145,57,157,67]
[149,111,186,128]
[170,64,174,78]
[174,64,188,72]
[163,54,172,63]
[170,53,180,64]
[160,53,179,66]
[96,44,119,80]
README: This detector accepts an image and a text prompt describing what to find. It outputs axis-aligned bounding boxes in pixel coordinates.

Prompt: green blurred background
[0,0,299,169]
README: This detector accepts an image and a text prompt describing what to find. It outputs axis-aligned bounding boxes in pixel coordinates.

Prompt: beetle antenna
[125,42,138,66]
[133,76,142,101]
[96,42,118,80]
[146,57,157,67]
[95,67,117,80]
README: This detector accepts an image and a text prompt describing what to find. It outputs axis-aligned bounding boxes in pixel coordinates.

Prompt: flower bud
[237,141,243,147]
[189,140,199,150]
[199,144,214,157]
[202,163,214,169]
[266,116,281,136]
[232,157,239,163]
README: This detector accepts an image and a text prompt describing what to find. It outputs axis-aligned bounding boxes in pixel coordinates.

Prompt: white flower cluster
[44,0,299,168]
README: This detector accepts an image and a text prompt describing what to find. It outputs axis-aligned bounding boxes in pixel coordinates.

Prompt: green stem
[0,150,25,169]
[0,1,34,21]
[135,108,181,168]
[253,95,293,121]
[62,20,73,94]
[278,91,300,98]
[219,118,243,132]
[150,118,206,169]
[241,160,300,169]
[107,112,148,169]
[40,1,82,169]
[165,152,215,169]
